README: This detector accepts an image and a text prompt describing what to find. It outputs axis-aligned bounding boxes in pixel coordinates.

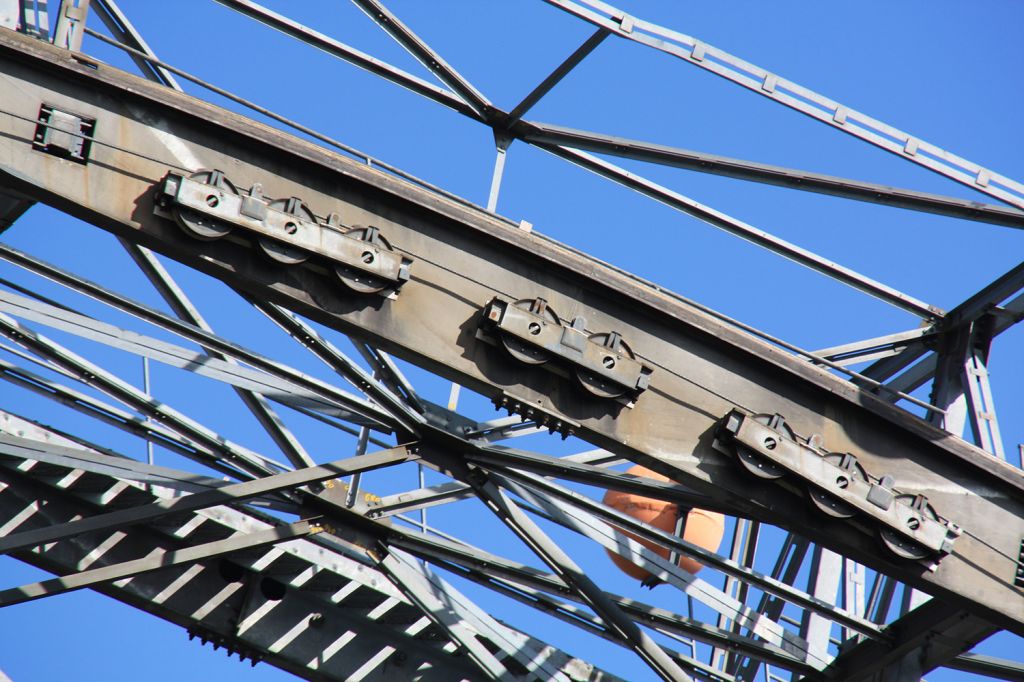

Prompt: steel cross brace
[370,546,544,682]
[473,460,882,640]
[0,354,281,472]
[0,243,403,433]
[0,310,289,479]
[0,285,391,428]
[219,0,1024,229]
[0,421,613,681]
[457,465,695,682]
[0,444,415,555]
[0,519,319,607]
[425,557,747,682]
[387,522,831,675]
[517,123,1024,231]
[0,430,299,513]
[204,0,942,321]
[491,473,829,672]
[859,260,1024,418]
[124,241,317,469]
[0,454,500,681]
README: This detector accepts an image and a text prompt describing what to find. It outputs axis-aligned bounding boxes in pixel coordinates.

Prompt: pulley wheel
[806,454,867,519]
[500,298,560,365]
[735,445,786,480]
[574,333,635,399]
[878,529,932,561]
[335,226,394,294]
[732,414,794,480]
[808,489,857,518]
[174,170,237,241]
[259,198,313,265]
[877,494,939,561]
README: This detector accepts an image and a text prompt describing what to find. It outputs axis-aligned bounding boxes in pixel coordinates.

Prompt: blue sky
[0,1,1022,680]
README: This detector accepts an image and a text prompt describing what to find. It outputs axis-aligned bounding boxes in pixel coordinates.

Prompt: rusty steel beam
[0,31,1020,634]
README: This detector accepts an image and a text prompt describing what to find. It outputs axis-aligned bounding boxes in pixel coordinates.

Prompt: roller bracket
[154,171,412,295]
[481,296,652,405]
[719,409,959,561]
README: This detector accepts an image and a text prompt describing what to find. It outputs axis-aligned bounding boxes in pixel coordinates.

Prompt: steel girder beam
[0,286,395,429]
[0,441,610,681]
[0,519,320,607]
[807,598,998,682]
[0,460,484,680]
[385,505,824,676]
[90,0,178,88]
[859,260,1024,386]
[0,33,1020,637]
[124,241,318,470]
[944,652,1024,681]
[0,247,402,433]
[349,0,493,121]
[0,427,297,513]
[213,0,476,120]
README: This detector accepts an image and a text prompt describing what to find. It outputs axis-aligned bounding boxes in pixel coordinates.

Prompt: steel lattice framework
[0,1,1021,681]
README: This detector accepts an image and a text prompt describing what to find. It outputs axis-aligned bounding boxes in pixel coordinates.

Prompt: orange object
[602,465,725,580]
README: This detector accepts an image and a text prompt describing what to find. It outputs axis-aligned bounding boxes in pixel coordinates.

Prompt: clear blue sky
[1,1,1021,680]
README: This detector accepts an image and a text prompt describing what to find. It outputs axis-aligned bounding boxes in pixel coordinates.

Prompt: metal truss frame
[0,1,1021,681]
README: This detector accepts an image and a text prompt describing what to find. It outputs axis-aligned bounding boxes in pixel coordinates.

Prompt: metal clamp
[155,171,411,296]
[719,409,959,562]
[481,296,652,405]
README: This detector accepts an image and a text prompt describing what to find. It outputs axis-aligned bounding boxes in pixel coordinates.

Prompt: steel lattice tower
[0,1,1021,681]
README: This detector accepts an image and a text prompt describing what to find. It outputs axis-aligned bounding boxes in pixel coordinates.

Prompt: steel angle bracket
[718,409,960,562]
[154,171,412,296]
[480,296,653,406]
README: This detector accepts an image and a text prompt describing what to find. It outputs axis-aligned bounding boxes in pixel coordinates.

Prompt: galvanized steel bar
[0,445,413,555]
[0,519,319,606]
[350,0,493,119]
[540,144,943,320]
[464,470,696,682]
[0,244,400,433]
[541,0,1024,210]
[505,28,608,126]
[124,242,317,469]
[521,122,1024,230]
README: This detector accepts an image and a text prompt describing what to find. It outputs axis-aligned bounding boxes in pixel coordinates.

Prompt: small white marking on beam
[172,514,206,538]
[77,531,128,570]
[152,564,204,605]
[268,614,312,653]
[191,582,243,621]
[312,629,356,667]
[0,501,42,536]
[99,480,131,505]
[55,469,85,489]
[347,645,397,681]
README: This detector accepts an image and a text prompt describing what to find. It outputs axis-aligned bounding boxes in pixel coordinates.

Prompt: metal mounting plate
[722,410,957,557]
[159,173,408,285]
